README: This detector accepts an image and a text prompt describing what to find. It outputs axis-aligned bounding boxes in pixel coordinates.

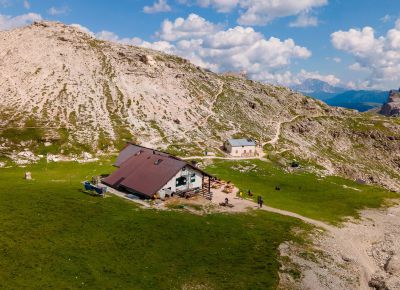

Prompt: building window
[176,176,187,187]
[190,173,196,183]
[235,150,238,154]
[244,150,247,153]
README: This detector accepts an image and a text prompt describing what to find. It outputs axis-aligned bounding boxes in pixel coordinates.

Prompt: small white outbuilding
[224,138,257,157]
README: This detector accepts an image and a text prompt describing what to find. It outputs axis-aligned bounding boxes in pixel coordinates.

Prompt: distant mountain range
[292,79,389,112]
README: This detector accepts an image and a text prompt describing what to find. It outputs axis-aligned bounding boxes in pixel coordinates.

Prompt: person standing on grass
[259,197,263,208]
[257,195,261,208]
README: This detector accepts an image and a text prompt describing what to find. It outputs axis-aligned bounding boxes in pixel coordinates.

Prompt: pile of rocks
[10,150,40,165]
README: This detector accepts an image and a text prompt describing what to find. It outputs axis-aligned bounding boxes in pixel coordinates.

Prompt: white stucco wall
[226,144,257,157]
[158,167,204,198]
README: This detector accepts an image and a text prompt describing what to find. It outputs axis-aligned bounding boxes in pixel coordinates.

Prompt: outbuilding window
[190,173,196,183]
[176,176,187,187]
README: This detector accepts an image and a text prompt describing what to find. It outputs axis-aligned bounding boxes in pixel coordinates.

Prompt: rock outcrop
[380,90,400,117]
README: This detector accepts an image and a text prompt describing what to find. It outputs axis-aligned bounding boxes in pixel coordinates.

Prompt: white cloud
[202,26,263,48]
[143,0,171,14]
[182,0,328,26]
[96,30,130,43]
[348,62,368,72]
[331,27,383,57]
[331,21,400,89]
[89,29,176,54]
[70,23,94,36]
[48,6,70,16]
[296,69,340,85]
[23,0,30,9]
[0,13,42,31]
[289,12,319,27]
[152,14,312,84]
[156,13,221,41]
[137,39,176,54]
[238,0,328,26]
[251,69,341,87]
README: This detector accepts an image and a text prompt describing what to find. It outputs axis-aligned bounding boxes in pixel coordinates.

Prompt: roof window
[134,150,144,156]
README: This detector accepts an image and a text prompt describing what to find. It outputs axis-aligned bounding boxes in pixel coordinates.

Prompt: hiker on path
[257,196,261,208]
[259,197,263,208]
[239,191,243,199]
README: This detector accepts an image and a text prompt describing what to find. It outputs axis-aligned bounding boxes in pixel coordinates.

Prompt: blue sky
[1,0,400,89]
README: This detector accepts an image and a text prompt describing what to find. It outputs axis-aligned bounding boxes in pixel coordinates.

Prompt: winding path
[146,82,224,146]
[198,81,224,127]
[261,204,374,289]
[213,183,375,290]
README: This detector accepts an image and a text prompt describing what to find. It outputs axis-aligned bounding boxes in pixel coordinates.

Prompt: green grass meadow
[0,160,307,289]
[206,160,397,224]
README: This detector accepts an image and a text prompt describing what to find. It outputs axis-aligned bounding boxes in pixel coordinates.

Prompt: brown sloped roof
[103,149,187,197]
[104,143,213,197]
[114,143,171,167]
[113,144,143,167]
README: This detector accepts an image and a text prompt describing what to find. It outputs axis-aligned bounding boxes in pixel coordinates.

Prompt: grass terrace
[0,160,309,289]
[206,159,397,224]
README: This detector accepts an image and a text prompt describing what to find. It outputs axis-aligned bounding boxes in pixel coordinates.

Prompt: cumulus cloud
[239,0,327,26]
[331,20,400,88]
[156,13,221,41]
[181,0,328,26]
[144,14,312,84]
[70,23,94,36]
[296,69,340,85]
[289,12,319,27]
[143,0,171,14]
[0,12,42,31]
[251,69,340,87]
[145,14,312,84]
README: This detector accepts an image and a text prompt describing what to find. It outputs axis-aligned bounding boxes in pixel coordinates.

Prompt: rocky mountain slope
[380,90,400,117]
[0,21,399,191]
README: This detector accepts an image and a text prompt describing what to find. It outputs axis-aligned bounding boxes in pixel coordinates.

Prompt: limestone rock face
[386,255,400,275]
[0,20,335,152]
[380,90,400,117]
